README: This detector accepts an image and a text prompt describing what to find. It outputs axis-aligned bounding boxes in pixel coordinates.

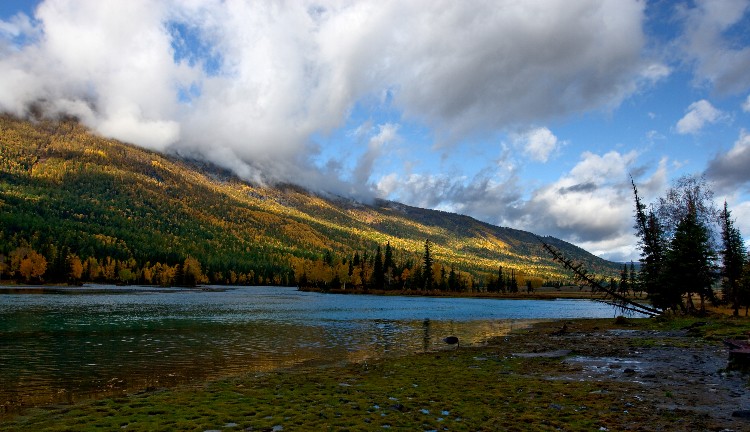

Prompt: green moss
[3,316,748,431]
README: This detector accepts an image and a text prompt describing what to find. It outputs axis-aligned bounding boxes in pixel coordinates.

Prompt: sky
[1,0,750,262]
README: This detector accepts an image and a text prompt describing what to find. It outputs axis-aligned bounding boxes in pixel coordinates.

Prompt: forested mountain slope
[0,115,619,288]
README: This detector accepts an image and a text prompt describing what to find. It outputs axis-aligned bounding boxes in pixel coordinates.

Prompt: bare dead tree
[538,237,661,317]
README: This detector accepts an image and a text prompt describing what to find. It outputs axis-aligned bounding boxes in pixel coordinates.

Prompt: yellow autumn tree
[0,254,7,280]
[182,257,205,287]
[15,249,47,283]
[83,256,101,281]
[67,253,83,283]
[151,262,176,287]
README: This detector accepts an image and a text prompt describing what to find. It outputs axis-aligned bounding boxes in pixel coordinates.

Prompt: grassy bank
[3,316,749,431]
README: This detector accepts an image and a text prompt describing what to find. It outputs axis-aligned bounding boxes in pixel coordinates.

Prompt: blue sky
[1,0,750,261]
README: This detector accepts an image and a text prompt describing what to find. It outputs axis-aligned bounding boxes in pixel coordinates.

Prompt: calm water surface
[0,285,638,411]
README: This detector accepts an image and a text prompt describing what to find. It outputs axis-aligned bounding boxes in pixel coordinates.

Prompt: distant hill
[0,115,619,288]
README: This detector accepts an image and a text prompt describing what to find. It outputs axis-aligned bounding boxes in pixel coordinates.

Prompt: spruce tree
[423,239,434,291]
[509,268,518,293]
[498,265,506,293]
[619,264,629,295]
[383,242,394,289]
[448,266,457,291]
[373,245,384,289]
[664,203,716,313]
[632,178,668,309]
[720,202,747,316]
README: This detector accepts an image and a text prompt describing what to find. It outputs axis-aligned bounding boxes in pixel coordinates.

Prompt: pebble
[389,403,405,412]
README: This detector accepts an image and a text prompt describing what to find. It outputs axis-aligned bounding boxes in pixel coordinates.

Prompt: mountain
[0,115,619,288]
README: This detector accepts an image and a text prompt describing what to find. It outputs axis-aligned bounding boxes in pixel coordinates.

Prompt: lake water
[0,285,640,412]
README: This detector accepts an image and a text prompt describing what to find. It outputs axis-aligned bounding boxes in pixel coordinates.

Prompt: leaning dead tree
[538,237,661,317]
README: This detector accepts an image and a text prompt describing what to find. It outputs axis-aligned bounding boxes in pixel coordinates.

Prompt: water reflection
[0,285,635,413]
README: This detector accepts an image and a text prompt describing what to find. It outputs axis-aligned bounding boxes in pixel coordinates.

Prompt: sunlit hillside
[0,115,619,287]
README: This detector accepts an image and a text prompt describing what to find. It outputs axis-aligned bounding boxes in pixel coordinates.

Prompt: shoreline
[297,285,640,301]
[1,282,646,301]
[3,316,749,431]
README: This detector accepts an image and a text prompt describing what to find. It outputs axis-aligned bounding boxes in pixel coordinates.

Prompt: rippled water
[0,285,637,411]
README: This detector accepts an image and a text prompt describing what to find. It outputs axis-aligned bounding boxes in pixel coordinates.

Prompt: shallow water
[0,285,639,411]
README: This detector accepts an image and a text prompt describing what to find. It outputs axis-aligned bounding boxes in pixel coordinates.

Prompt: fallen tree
[538,236,661,317]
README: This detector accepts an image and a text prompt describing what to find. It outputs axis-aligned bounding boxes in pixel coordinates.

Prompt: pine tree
[448,266,457,291]
[664,203,716,314]
[373,245,384,289]
[174,262,185,287]
[619,264,629,295]
[498,265,506,293]
[509,268,518,293]
[632,178,668,309]
[439,265,448,291]
[742,256,750,316]
[383,242,394,284]
[423,239,434,291]
[720,202,747,316]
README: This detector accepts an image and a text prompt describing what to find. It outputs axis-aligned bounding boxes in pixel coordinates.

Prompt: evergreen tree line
[1,232,542,292]
[485,266,522,293]
[632,175,750,316]
[295,240,470,291]
[295,239,539,293]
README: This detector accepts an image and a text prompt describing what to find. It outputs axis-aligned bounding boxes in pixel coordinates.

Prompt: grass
[2,315,749,431]
[4,352,626,431]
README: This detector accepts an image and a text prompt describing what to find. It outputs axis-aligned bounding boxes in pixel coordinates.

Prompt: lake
[0,285,641,412]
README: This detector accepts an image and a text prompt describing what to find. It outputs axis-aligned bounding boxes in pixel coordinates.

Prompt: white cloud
[512,127,561,162]
[375,149,668,261]
[352,123,399,187]
[517,150,671,261]
[675,99,722,134]
[0,0,655,192]
[705,129,750,192]
[0,12,37,42]
[0,1,689,260]
[0,0,194,150]
[640,62,671,83]
[743,94,750,112]
[645,129,665,144]
[523,151,638,242]
[731,200,750,242]
[679,0,750,94]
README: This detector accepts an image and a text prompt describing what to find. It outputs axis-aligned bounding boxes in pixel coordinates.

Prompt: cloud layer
[706,129,750,193]
[0,0,654,186]
[2,0,749,261]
